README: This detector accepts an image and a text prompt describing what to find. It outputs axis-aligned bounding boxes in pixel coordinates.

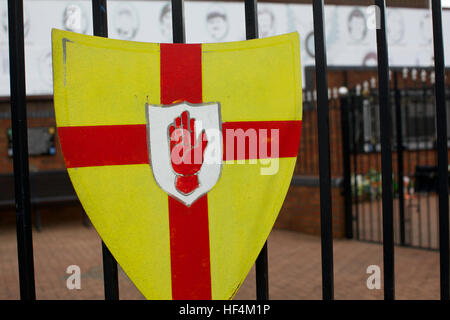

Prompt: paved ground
[0,218,441,300]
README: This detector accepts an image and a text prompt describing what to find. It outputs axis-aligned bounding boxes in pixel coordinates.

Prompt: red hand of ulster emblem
[169,111,208,195]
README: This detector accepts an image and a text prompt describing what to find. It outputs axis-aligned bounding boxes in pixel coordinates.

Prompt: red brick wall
[297,68,450,178]
[295,99,343,177]
[275,183,346,238]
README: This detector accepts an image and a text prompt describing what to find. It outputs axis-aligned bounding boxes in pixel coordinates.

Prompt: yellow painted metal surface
[52,29,302,300]
[202,34,302,122]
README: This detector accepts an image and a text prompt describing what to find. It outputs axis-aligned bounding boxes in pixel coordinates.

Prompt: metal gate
[337,67,450,251]
[6,0,450,301]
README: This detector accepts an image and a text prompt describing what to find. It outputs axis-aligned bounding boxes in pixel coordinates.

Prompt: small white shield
[146,101,223,206]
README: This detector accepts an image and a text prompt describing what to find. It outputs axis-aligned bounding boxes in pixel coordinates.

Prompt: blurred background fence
[295,66,450,250]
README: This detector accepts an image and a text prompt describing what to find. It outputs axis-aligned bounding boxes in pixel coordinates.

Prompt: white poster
[0,0,449,96]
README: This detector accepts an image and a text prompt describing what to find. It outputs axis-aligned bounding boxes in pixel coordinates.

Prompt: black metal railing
[6,0,450,301]
[335,67,450,254]
[92,0,120,301]
[431,0,450,300]
[7,0,35,301]
[243,0,270,301]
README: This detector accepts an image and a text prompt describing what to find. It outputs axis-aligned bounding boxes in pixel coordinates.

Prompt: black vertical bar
[308,92,314,174]
[394,71,405,246]
[369,82,379,242]
[403,74,414,245]
[372,91,383,243]
[245,0,258,40]
[92,0,119,300]
[171,0,185,44]
[369,81,376,242]
[314,93,320,175]
[375,0,395,300]
[360,85,368,241]
[431,0,450,301]
[430,71,439,249]
[340,89,353,239]
[334,90,343,179]
[332,92,340,178]
[93,0,108,37]
[351,92,360,241]
[7,0,36,300]
[413,71,423,248]
[421,73,432,249]
[255,242,269,300]
[310,92,315,174]
[312,0,334,300]
[101,241,119,300]
[244,0,269,301]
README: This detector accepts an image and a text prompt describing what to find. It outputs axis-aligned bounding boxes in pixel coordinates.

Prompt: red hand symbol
[169,111,208,195]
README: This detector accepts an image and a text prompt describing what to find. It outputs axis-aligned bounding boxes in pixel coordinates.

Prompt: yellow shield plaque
[52,29,302,299]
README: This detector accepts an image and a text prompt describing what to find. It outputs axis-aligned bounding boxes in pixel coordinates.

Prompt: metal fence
[6,0,450,301]
[295,88,343,177]
[339,68,450,251]
[298,66,450,252]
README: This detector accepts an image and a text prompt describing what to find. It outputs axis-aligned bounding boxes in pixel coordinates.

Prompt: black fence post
[393,71,406,247]
[351,86,361,241]
[420,70,433,250]
[312,0,334,300]
[7,0,36,300]
[171,0,185,44]
[375,0,395,300]
[340,88,353,239]
[92,0,120,300]
[431,0,450,301]
[255,242,269,300]
[93,0,108,37]
[245,0,258,40]
[243,0,269,301]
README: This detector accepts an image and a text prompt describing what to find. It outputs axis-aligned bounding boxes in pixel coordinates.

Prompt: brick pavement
[0,219,440,300]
